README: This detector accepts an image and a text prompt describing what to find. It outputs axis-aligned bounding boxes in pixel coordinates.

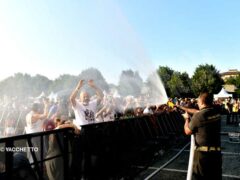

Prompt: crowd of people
[0,81,240,138]
[0,79,240,179]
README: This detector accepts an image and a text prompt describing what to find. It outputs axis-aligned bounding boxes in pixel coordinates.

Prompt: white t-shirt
[25,111,44,133]
[72,99,98,127]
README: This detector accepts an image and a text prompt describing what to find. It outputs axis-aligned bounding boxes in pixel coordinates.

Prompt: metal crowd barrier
[0,128,72,180]
[79,111,187,179]
[0,111,186,180]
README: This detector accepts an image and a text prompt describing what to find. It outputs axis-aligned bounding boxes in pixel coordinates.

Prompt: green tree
[31,74,52,96]
[225,74,240,96]
[225,74,240,87]
[156,66,174,96]
[51,74,78,92]
[167,72,192,97]
[191,64,223,96]
[225,76,236,85]
[51,68,109,97]
[78,68,109,92]
[118,70,143,96]
[0,73,51,99]
[235,75,240,88]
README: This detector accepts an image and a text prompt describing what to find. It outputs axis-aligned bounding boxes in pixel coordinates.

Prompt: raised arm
[31,99,49,122]
[88,80,103,105]
[70,80,84,107]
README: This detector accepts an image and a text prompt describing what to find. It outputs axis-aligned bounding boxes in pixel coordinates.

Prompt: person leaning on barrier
[45,117,80,180]
[179,92,222,180]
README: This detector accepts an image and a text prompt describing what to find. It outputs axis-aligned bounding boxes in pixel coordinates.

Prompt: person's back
[192,107,221,147]
[45,132,64,180]
[183,92,222,180]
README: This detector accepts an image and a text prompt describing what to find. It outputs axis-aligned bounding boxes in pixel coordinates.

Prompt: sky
[0,0,240,84]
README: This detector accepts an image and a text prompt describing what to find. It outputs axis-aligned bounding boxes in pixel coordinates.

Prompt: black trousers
[192,150,222,180]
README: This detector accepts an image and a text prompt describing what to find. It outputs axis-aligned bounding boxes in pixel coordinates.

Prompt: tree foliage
[78,68,109,92]
[50,74,78,93]
[191,64,223,96]
[156,66,192,97]
[0,68,109,100]
[225,74,240,96]
[0,73,52,98]
[225,74,240,88]
[167,72,192,97]
[118,70,143,96]
[0,65,226,100]
[156,66,174,95]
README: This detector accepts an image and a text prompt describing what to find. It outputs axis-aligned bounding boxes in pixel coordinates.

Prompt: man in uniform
[183,92,222,180]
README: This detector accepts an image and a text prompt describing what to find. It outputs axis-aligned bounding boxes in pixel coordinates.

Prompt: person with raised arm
[25,98,49,164]
[70,79,103,128]
[69,79,103,179]
[26,98,49,133]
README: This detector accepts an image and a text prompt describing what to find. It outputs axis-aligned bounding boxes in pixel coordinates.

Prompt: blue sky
[0,0,240,84]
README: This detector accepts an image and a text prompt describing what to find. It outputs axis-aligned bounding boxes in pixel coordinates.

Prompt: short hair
[199,92,213,106]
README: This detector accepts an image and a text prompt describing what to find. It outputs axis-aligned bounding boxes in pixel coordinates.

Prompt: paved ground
[135,115,240,180]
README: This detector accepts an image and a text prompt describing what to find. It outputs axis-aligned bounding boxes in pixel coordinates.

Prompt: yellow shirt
[232,103,239,112]
[167,101,174,108]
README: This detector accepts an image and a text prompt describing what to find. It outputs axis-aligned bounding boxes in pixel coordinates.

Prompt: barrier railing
[0,128,73,180]
[78,111,187,179]
[0,111,187,180]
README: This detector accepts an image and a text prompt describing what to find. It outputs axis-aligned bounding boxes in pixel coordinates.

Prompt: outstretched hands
[77,79,96,89]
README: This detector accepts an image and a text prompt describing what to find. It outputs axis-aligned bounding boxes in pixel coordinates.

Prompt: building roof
[221,69,240,76]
